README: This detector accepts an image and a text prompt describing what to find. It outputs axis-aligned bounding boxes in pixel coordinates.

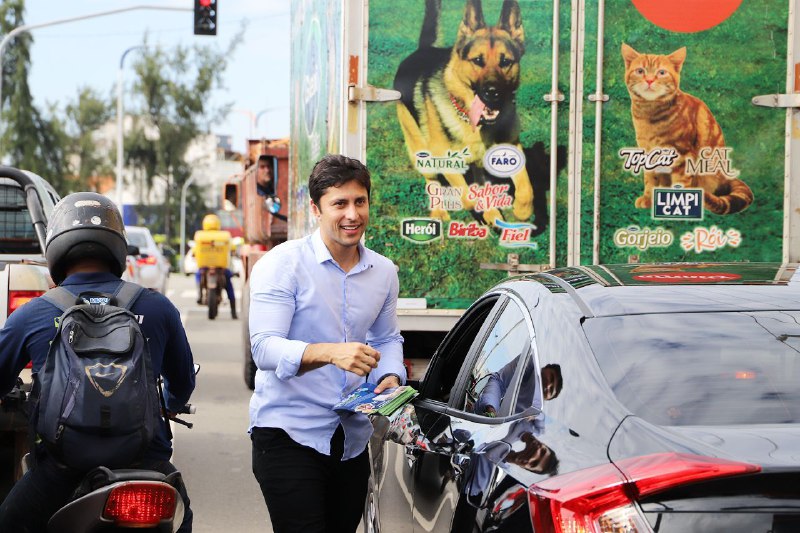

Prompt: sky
[22,0,290,155]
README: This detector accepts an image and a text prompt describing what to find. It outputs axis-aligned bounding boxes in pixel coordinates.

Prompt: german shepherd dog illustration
[394,0,534,227]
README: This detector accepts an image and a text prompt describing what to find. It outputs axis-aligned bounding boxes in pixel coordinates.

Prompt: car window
[584,311,800,426]
[127,232,148,248]
[0,184,40,254]
[421,296,501,405]
[462,301,531,417]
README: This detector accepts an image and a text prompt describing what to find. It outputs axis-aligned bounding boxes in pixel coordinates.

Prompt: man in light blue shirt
[248,154,405,533]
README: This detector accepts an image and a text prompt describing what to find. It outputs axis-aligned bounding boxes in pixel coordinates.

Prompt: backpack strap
[40,286,79,313]
[113,281,145,311]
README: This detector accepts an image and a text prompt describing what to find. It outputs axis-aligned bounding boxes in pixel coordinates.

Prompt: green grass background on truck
[366,0,787,309]
[582,0,787,263]
[367,0,572,308]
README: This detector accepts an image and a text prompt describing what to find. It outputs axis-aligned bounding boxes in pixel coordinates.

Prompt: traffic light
[194,0,217,36]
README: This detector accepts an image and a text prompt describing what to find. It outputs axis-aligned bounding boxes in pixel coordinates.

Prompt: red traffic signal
[194,0,217,36]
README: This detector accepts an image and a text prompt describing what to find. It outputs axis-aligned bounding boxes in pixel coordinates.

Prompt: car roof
[503,262,800,317]
[124,225,151,234]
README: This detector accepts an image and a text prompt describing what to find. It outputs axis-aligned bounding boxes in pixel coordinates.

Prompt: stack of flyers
[334,382,418,416]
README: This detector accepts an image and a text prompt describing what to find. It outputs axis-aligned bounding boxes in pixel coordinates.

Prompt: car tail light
[528,452,760,533]
[136,256,158,266]
[8,290,45,316]
[103,482,176,527]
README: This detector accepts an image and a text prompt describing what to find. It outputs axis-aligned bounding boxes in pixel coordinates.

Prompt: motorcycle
[45,404,195,532]
[2,365,200,532]
[198,266,228,320]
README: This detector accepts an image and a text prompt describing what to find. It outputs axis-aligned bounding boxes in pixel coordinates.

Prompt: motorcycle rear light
[136,255,158,266]
[8,290,44,316]
[528,453,760,533]
[104,482,176,527]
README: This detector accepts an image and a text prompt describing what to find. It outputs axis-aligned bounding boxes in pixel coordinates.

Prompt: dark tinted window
[584,312,800,426]
[463,302,530,416]
[422,297,499,404]
[0,184,39,254]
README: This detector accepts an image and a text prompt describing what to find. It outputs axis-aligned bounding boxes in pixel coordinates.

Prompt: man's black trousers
[251,424,369,533]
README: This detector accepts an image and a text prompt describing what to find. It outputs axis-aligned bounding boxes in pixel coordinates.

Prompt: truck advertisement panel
[289,0,344,240]
[366,0,568,308]
[583,0,789,263]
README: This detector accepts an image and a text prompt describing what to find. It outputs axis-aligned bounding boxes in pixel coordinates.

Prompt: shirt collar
[60,272,120,286]
[310,229,370,272]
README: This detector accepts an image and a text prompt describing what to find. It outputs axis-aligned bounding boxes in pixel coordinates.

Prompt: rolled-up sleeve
[367,266,406,385]
[249,251,309,380]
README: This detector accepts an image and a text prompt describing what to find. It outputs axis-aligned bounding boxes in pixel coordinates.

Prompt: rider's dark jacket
[0,272,195,461]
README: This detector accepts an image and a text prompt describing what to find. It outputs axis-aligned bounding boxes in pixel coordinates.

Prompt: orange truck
[223,139,289,388]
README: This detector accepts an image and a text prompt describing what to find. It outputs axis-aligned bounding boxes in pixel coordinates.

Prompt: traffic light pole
[0,4,191,168]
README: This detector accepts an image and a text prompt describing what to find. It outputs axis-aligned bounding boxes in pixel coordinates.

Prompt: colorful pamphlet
[333,383,418,416]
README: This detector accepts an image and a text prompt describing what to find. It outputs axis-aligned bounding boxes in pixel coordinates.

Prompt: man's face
[310,180,369,254]
[257,161,272,186]
[542,366,561,401]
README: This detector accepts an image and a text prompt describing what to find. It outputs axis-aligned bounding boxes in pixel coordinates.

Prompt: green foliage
[63,87,113,192]
[124,31,243,239]
[0,0,68,190]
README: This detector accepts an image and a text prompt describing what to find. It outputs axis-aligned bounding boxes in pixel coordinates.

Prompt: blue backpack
[35,282,161,470]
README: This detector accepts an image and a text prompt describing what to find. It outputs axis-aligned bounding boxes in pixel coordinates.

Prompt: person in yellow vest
[193,214,237,319]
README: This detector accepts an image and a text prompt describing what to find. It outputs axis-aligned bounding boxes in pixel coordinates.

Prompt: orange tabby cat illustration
[621,43,753,215]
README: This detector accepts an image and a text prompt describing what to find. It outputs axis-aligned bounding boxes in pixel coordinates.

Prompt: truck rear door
[360,0,568,309]
[576,0,796,264]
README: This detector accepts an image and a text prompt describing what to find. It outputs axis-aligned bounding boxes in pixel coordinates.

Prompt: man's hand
[302,342,380,376]
[374,373,401,394]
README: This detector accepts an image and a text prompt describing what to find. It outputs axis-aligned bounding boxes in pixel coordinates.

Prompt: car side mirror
[126,244,140,256]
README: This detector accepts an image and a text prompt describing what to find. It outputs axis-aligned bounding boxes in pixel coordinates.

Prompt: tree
[125,32,242,241]
[63,87,114,191]
[0,0,67,190]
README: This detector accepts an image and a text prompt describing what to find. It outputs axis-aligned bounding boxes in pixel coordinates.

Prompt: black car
[366,263,800,533]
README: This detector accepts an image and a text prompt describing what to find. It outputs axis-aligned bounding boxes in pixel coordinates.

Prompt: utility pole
[116,45,146,211]
[180,173,199,274]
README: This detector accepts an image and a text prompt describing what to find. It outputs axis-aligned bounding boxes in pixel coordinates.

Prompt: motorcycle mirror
[264,195,282,215]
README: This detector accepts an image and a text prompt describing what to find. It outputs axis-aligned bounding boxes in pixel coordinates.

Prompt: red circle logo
[633,272,742,283]
[630,0,743,33]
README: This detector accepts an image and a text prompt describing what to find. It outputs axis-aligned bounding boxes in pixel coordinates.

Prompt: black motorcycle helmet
[45,192,127,285]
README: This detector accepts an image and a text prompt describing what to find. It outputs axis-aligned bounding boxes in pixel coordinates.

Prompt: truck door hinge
[480,253,549,276]
[751,93,800,108]
[543,92,565,103]
[347,84,401,103]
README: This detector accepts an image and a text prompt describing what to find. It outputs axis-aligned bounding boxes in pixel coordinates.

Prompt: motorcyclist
[193,213,237,319]
[0,192,196,532]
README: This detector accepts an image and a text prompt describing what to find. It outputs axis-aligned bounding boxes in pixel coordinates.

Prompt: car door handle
[451,453,470,479]
[404,443,423,467]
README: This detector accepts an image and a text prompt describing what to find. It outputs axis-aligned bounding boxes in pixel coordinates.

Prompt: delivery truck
[237,0,800,387]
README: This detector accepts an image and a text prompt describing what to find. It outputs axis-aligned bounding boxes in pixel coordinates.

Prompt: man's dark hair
[308,154,371,207]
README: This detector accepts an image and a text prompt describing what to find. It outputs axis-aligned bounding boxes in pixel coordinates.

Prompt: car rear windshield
[127,232,149,249]
[0,183,40,254]
[583,311,800,426]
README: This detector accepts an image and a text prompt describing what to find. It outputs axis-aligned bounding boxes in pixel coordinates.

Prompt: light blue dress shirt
[248,229,406,459]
